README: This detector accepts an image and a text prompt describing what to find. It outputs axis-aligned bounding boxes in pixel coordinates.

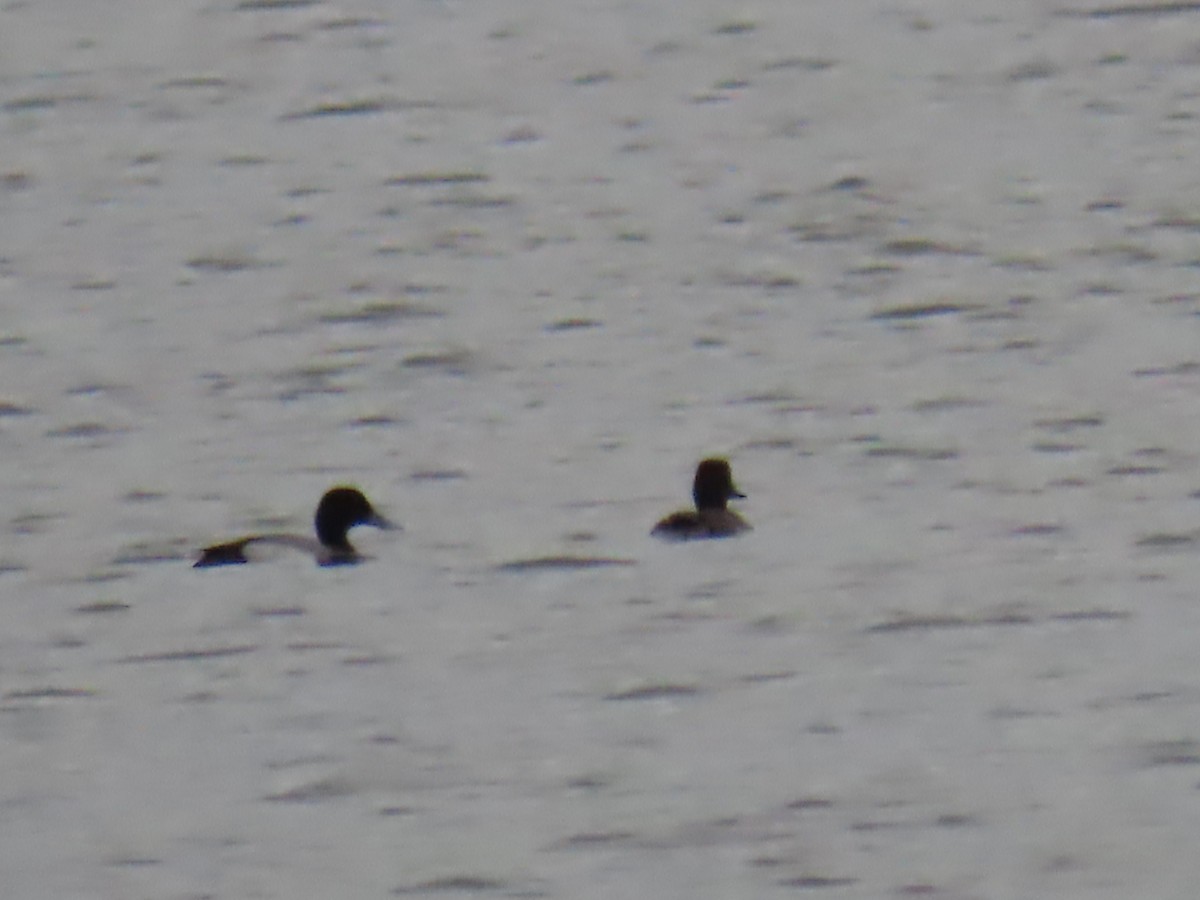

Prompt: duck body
[651,507,750,541]
[652,458,750,541]
[195,486,393,568]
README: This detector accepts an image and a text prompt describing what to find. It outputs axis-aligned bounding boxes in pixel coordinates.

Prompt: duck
[651,458,750,540]
[194,486,394,568]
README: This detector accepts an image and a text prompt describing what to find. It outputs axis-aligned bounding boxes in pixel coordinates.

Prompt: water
[3,1,1200,897]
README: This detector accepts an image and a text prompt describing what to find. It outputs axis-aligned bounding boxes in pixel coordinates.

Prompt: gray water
[3,2,1200,897]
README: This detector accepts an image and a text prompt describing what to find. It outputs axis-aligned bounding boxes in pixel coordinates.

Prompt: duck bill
[368,512,399,531]
[730,486,746,499]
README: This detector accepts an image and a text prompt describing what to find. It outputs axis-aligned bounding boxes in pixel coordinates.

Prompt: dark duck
[652,458,750,541]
